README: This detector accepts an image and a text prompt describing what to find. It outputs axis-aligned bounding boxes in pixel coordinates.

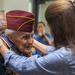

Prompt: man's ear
[7,34,15,43]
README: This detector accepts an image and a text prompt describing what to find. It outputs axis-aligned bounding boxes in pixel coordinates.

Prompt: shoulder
[45,33,51,37]
[34,32,37,35]
[54,47,72,56]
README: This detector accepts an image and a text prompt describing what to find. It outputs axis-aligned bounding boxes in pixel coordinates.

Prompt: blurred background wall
[38,1,54,33]
[0,0,4,10]
[0,0,33,13]
[0,0,55,34]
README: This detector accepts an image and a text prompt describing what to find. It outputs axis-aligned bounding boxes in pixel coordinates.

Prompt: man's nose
[28,37,33,43]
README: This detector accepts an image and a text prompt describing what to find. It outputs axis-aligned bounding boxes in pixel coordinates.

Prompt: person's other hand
[0,20,7,29]
[38,29,45,36]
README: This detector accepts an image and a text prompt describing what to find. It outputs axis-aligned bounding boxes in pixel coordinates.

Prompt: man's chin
[24,49,31,54]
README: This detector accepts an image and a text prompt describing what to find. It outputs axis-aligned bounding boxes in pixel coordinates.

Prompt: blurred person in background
[0,10,7,34]
[33,22,52,55]
[0,21,7,34]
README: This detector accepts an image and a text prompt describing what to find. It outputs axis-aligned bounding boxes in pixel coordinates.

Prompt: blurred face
[37,23,45,33]
[10,31,34,54]
[0,20,7,34]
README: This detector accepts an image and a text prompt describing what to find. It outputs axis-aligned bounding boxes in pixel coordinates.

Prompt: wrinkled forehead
[15,30,34,36]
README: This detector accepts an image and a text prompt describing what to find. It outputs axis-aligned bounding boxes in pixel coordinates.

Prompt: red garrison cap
[6,10,35,32]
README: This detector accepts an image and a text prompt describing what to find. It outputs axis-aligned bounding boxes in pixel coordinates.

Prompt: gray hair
[4,29,17,36]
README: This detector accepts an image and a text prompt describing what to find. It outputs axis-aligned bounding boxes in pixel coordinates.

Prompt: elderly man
[0,10,35,75]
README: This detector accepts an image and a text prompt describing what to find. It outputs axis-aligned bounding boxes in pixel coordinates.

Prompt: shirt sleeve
[4,49,68,75]
[46,46,55,54]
